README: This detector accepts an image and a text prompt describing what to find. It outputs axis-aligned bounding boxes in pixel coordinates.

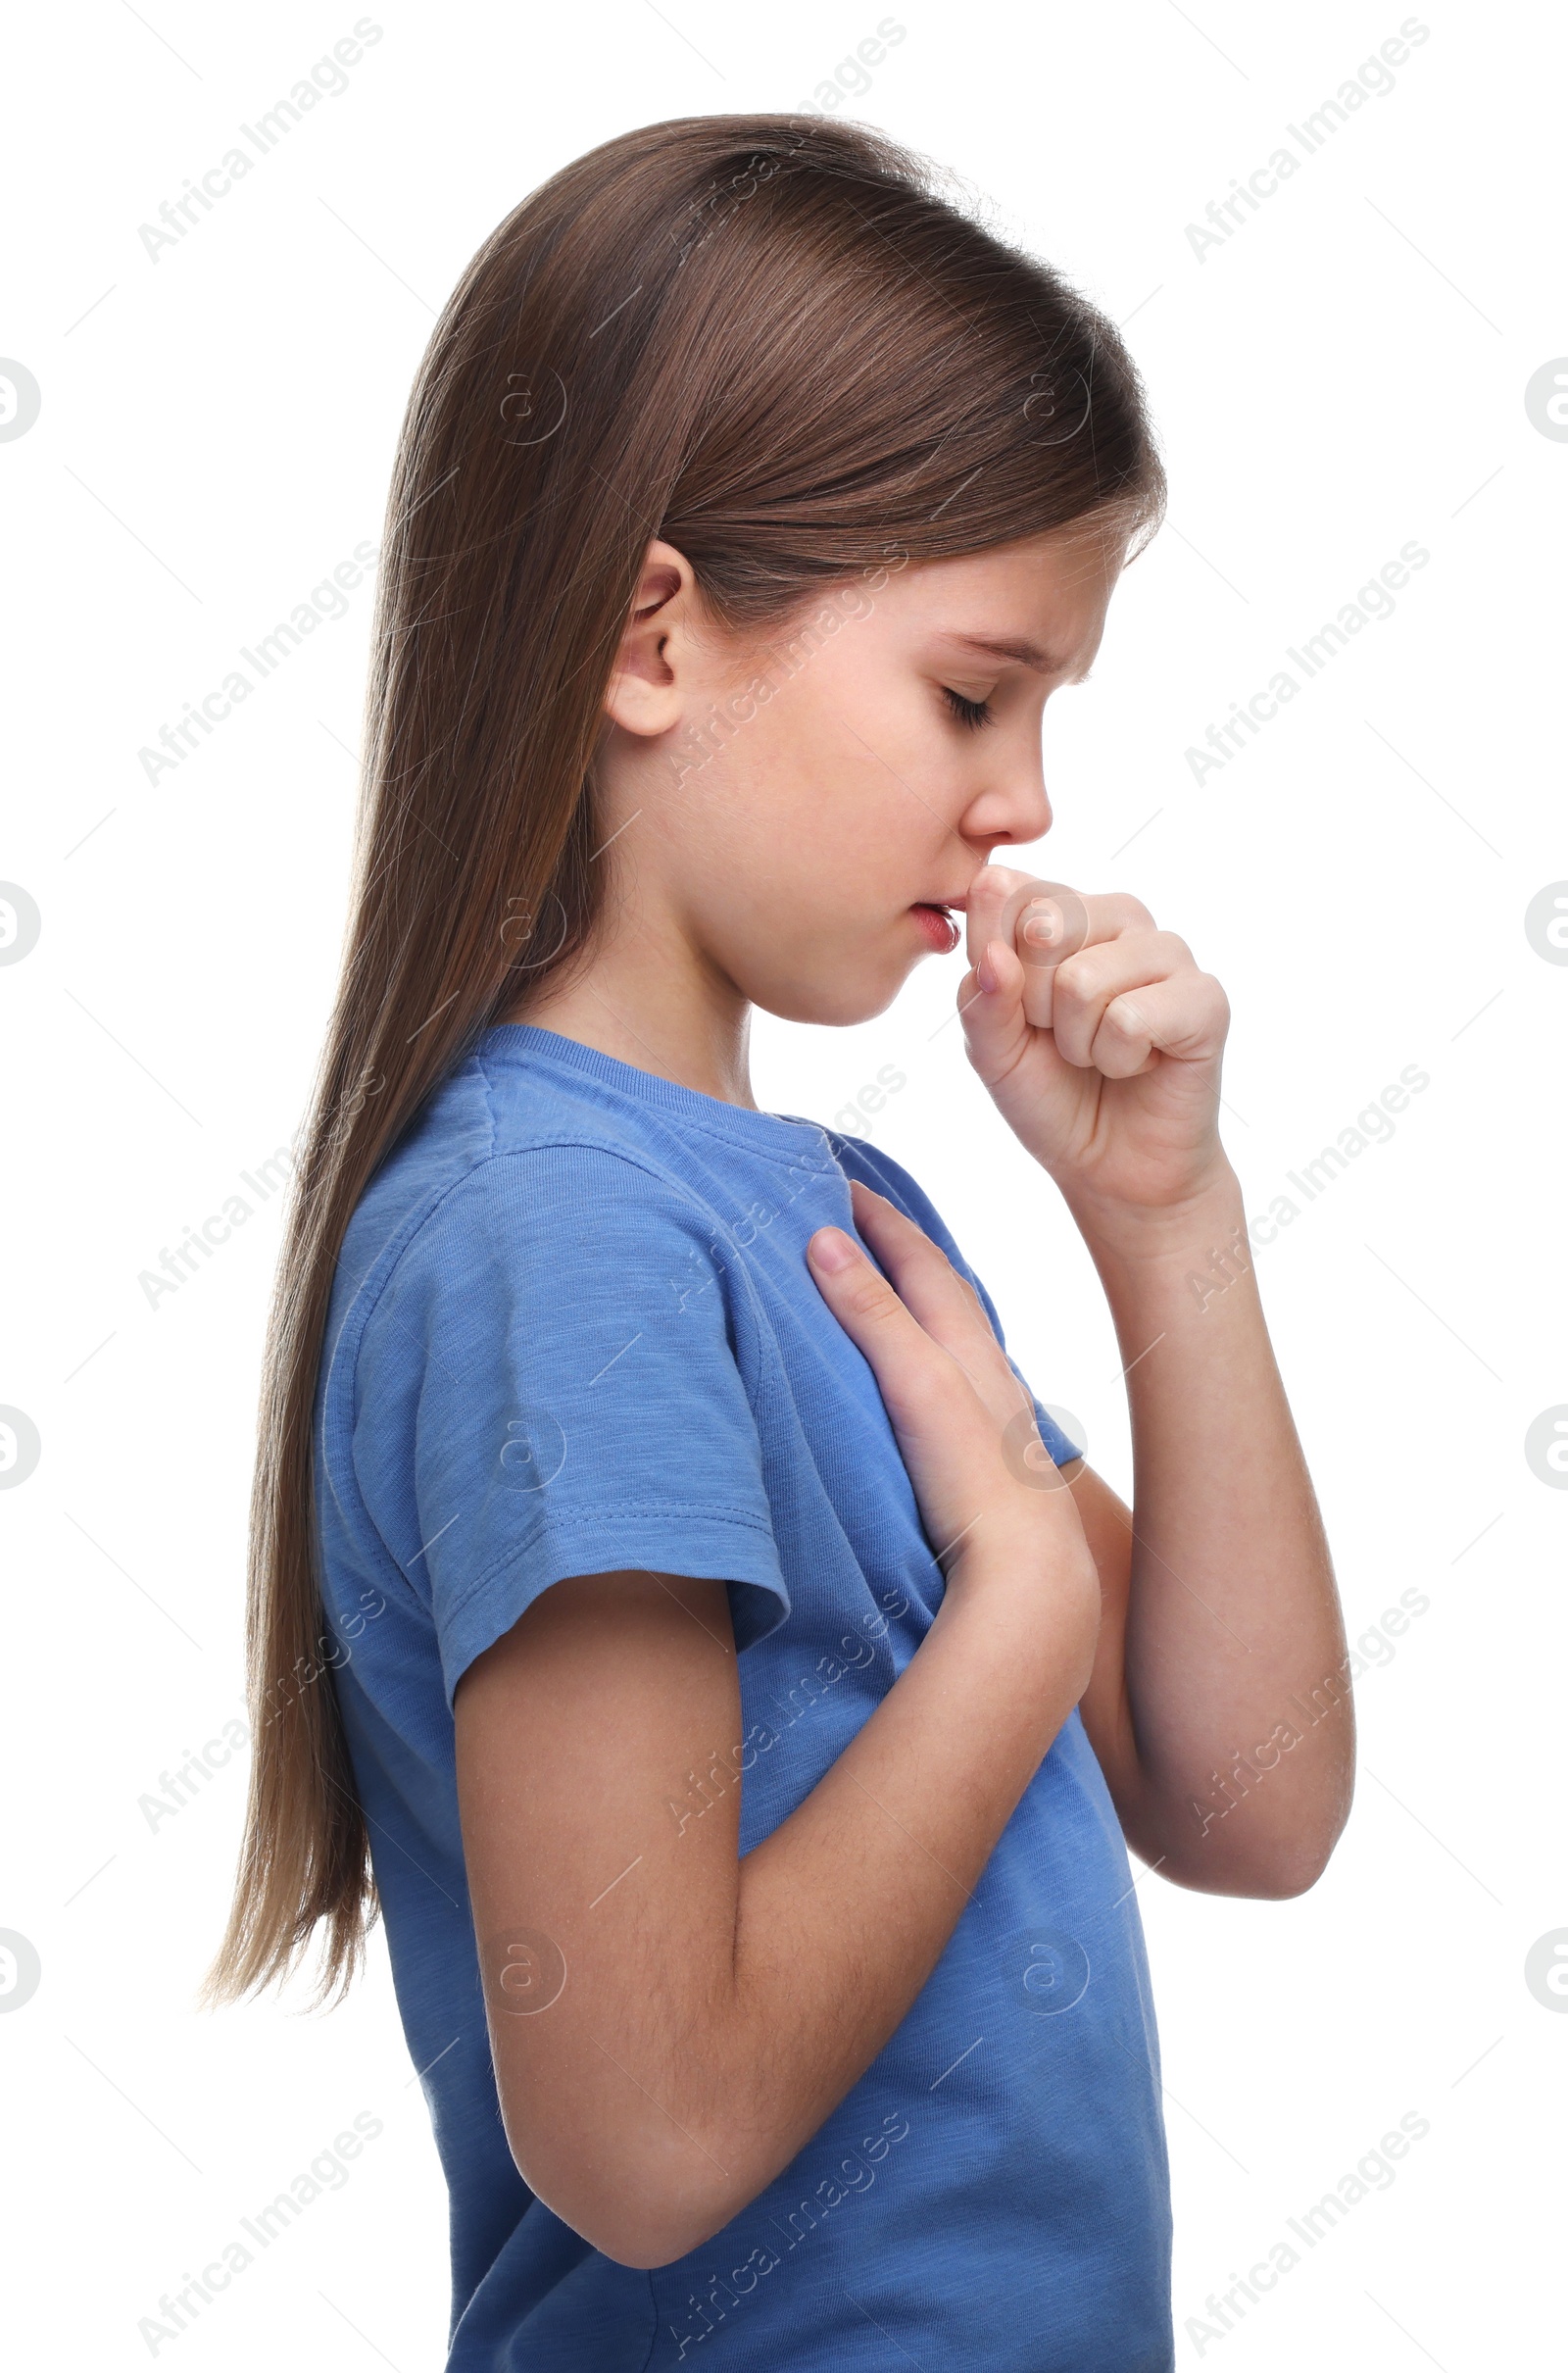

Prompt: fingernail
[1022,901,1062,947]
[977,940,1003,993]
[808,1227,858,1272]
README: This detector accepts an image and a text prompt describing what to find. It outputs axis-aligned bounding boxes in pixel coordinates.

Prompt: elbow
[514,2166,724,2271]
[1235,1838,1338,1900]
[500,2109,740,2271]
[1258,1769,1356,1897]
[1220,1809,1353,1900]
[1228,1806,1352,1900]
[1154,1797,1353,1901]
[1146,1746,1356,1900]
[600,2224,721,2274]
[573,2196,731,2273]
[1160,1838,1339,1900]
[557,2198,741,2274]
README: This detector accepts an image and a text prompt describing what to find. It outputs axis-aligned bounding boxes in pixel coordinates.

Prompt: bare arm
[1061,1169,1354,1897]
[952,867,1354,1901]
[454,1191,1101,2269]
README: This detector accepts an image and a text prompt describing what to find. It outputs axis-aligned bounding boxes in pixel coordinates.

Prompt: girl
[207,114,1353,2370]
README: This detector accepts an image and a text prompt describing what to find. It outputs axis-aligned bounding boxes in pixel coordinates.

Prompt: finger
[846,1184,1033,1420]
[962,865,1040,971]
[1043,889,1154,947]
[956,935,1037,1086]
[1086,971,1230,1075]
[805,1216,1069,1568]
[975,880,1153,980]
[804,1221,1018,1536]
[1045,927,1195,1067]
[804,1220,957,1411]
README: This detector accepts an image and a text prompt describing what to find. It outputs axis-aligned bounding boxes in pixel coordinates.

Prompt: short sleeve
[823,1132,1086,1471]
[352,1146,792,1710]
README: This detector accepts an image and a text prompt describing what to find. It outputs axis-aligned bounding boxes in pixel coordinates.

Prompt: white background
[3,1,1564,2364]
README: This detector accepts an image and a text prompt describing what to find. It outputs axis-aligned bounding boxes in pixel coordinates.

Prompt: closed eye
[941,686,995,731]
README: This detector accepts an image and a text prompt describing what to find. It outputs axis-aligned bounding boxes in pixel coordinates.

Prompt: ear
[603,538,704,738]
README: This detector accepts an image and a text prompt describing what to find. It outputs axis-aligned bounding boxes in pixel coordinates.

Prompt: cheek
[797,681,956,853]
[711,689,874,869]
[754,615,924,771]
[697,635,962,939]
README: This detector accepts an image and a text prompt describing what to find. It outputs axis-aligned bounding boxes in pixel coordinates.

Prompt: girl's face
[593,514,1130,1028]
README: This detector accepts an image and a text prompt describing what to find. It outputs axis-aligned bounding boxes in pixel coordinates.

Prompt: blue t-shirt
[314,1023,1173,2371]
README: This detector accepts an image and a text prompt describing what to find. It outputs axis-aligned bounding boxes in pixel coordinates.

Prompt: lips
[909,902,963,954]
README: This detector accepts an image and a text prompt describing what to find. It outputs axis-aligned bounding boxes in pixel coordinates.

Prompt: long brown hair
[203,112,1165,2009]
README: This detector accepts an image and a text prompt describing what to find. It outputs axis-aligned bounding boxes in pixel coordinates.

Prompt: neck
[506,929,760,1112]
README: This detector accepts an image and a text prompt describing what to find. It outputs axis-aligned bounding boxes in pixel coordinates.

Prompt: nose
[969,763,1053,854]
[1011,773,1054,842]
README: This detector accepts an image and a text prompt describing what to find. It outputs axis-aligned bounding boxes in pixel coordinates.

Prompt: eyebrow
[945,632,1089,681]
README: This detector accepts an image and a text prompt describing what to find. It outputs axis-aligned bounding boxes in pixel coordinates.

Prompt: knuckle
[841,1270,900,1325]
[913,1341,981,1413]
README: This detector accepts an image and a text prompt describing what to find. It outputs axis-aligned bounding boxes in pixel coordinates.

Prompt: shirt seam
[476,1045,840,1175]
[338,1135,733,1597]
[345,1131,787,1600]
[362,1133,760,1357]
[443,1504,783,1630]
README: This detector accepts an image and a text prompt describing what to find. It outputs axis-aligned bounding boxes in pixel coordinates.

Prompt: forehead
[897,518,1129,663]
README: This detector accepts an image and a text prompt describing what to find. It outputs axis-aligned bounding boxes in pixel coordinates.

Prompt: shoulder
[815,1127,1008,1340]
[817,1129,964,1261]
[361,1046,733,1290]
[368,1137,735,1343]
[328,1060,741,1399]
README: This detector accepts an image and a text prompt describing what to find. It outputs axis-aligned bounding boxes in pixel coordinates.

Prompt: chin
[746,959,906,1030]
